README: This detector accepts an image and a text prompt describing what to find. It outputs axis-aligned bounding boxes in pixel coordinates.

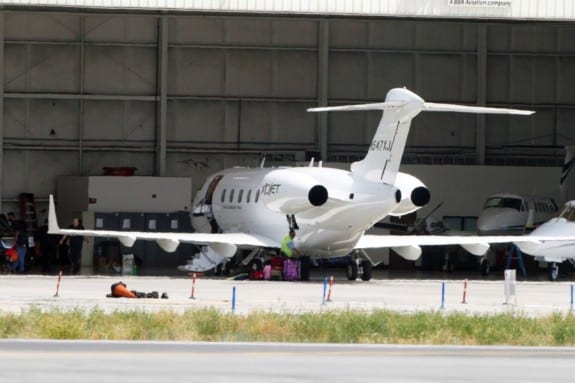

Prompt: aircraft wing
[48,195,278,252]
[355,234,575,261]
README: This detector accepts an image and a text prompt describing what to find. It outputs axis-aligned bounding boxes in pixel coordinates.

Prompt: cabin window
[238,189,244,203]
[255,189,260,203]
[483,197,522,211]
[560,207,575,222]
[229,189,235,203]
[246,190,252,203]
[221,189,227,203]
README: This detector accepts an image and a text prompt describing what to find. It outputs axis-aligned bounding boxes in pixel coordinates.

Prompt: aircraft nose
[477,210,513,234]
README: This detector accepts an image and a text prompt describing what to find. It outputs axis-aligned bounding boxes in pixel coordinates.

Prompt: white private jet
[477,147,575,235]
[477,194,559,235]
[515,201,575,281]
[48,87,575,281]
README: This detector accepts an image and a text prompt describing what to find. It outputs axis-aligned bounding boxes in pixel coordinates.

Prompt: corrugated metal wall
[2,0,575,20]
[1,7,575,214]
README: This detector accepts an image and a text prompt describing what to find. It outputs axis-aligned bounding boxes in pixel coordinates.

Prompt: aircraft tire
[346,261,358,281]
[360,260,372,281]
[548,262,559,281]
[480,258,490,276]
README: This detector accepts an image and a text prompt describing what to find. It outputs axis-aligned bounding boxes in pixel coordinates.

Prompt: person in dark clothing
[7,212,27,273]
[35,218,60,274]
[59,217,84,275]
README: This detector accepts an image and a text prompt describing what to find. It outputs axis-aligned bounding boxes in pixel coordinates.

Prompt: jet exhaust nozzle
[411,186,430,207]
[308,185,328,207]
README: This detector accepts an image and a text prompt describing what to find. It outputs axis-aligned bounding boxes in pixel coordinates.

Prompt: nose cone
[530,218,569,237]
[477,209,525,235]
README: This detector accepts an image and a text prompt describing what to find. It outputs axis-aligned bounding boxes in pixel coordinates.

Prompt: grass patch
[1,308,575,345]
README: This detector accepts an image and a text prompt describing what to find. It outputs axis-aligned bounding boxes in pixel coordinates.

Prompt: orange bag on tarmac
[110,282,136,298]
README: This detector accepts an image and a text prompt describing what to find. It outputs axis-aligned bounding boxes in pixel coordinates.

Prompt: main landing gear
[346,251,373,281]
[548,262,559,281]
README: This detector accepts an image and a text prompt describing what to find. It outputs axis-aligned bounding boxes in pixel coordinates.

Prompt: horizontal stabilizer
[307,101,405,113]
[423,102,534,115]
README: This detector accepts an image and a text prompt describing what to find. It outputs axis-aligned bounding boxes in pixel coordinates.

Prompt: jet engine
[260,169,329,214]
[390,172,430,216]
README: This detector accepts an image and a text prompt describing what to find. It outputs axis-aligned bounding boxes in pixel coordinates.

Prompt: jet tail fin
[561,146,575,202]
[309,88,534,184]
[48,194,62,234]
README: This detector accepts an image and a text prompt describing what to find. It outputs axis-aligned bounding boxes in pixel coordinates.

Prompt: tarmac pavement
[0,272,574,316]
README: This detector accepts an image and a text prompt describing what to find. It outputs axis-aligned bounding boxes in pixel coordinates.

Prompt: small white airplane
[47,88,575,281]
[477,147,575,235]
[514,201,575,281]
[477,194,559,235]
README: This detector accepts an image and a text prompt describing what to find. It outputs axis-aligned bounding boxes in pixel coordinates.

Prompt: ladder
[19,193,38,240]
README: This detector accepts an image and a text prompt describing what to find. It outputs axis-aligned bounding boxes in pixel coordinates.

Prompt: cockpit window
[559,206,575,222]
[483,197,522,211]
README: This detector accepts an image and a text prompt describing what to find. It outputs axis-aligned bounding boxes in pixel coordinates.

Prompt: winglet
[48,194,62,234]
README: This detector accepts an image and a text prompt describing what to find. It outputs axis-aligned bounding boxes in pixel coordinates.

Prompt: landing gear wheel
[480,258,490,276]
[360,260,372,281]
[346,261,358,281]
[548,262,559,281]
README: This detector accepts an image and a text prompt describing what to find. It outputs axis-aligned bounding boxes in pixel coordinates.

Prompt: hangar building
[0,0,573,273]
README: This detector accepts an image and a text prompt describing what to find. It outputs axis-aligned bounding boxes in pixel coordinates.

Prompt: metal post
[0,13,4,211]
[189,273,196,300]
[327,275,334,302]
[232,286,236,314]
[317,20,329,161]
[54,270,63,297]
[476,23,487,165]
[441,281,445,309]
[155,16,168,176]
[571,284,573,312]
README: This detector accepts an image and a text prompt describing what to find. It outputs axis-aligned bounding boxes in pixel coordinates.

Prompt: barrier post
[232,286,236,314]
[189,273,197,300]
[571,284,573,312]
[504,269,516,305]
[327,275,334,302]
[441,281,445,310]
[53,270,63,297]
[322,277,328,305]
[461,279,468,304]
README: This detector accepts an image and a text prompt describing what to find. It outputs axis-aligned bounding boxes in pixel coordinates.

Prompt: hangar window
[255,189,260,203]
[238,189,244,203]
[229,189,235,203]
[221,189,227,203]
[246,190,252,203]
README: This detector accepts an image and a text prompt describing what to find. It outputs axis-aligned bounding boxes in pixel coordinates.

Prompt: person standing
[60,217,84,275]
[280,230,301,258]
[7,212,27,273]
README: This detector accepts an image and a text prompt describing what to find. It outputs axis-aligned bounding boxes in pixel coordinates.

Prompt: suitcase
[263,265,271,280]
[283,259,300,281]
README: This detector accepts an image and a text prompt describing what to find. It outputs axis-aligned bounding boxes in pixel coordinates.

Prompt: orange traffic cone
[112,282,136,298]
